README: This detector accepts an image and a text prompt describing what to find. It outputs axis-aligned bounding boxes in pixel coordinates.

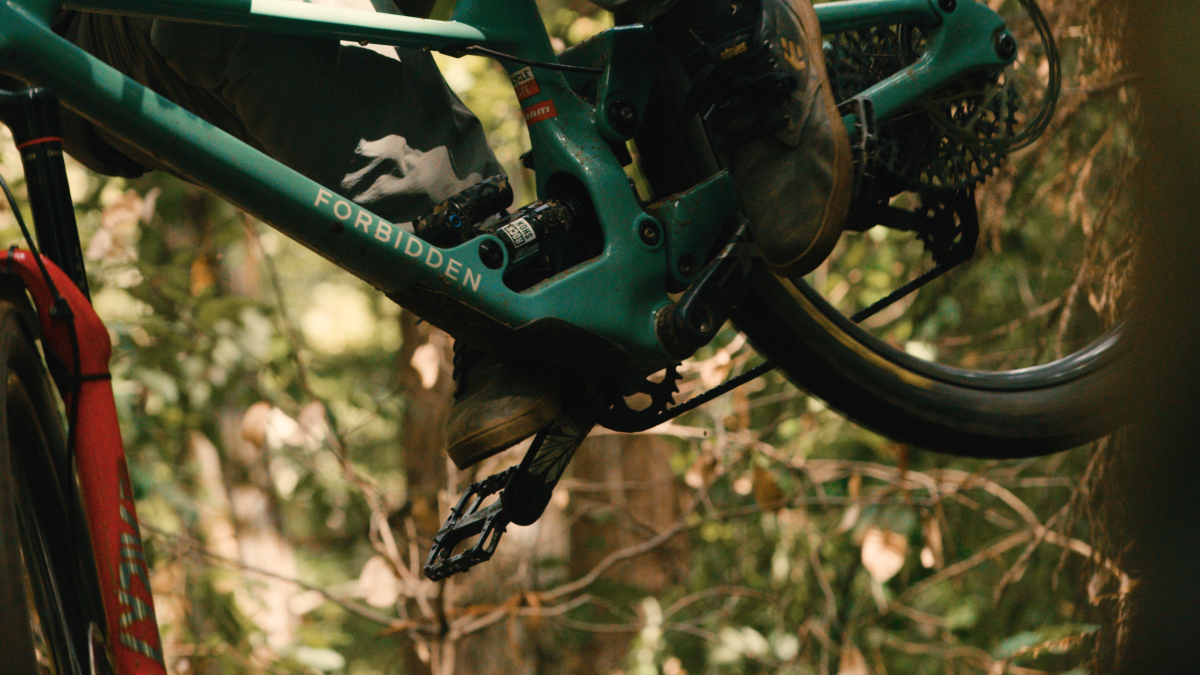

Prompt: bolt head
[938,0,956,11]
[639,223,661,246]
[478,240,504,269]
[678,254,698,278]
[607,99,639,136]
[995,33,1018,60]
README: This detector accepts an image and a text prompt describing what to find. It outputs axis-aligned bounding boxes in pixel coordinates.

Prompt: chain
[642,278,926,428]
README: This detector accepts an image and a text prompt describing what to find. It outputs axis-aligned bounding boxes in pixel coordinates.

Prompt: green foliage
[0,0,1130,673]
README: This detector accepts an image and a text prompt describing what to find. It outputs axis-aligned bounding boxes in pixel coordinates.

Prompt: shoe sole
[446,395,561,470]
[766,0,854,278]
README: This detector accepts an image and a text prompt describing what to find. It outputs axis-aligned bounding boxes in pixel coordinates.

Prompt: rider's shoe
[445,344,561,470]
[655,0,853,277]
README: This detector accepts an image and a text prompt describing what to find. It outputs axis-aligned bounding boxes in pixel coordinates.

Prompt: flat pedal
[424,409,594,580]
[423,467,515,581]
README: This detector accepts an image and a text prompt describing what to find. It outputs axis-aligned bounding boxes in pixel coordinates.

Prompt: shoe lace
[677,30,799,146]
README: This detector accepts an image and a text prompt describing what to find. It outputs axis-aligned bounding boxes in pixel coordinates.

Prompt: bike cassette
[424,409,593,580]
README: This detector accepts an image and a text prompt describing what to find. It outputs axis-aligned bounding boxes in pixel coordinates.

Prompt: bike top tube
[0,0,1014,371]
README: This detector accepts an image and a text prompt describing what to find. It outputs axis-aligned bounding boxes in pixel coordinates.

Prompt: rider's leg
[59,13,561,470]
[597,0,853,277]
[63,14,501,223]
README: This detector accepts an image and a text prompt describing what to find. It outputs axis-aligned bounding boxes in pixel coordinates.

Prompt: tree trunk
[1112,3,1200,672]
[567,433,689,675]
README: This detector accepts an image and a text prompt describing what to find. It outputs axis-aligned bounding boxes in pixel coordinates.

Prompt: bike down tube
[1,250,167,675]
[0,0,680,368]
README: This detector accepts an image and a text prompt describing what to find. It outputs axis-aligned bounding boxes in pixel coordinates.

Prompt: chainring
[585,366,682,433]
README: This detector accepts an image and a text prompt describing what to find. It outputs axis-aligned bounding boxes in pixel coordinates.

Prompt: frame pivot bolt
[678,254,697,278]
[478,240,504,269]
[938,0,956,12]
[639,222,662,246]
[995,33,1017,59]
[607,99,639,136]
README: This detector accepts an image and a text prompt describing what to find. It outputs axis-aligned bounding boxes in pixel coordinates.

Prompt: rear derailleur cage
[842,186,980,323]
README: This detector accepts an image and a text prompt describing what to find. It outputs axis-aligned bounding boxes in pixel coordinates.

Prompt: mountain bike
[0,0,1131,672]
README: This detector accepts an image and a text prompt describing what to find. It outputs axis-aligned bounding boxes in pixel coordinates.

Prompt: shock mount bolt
[478,239,504,269]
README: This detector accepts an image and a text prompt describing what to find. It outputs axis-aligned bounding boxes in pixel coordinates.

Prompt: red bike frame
[3,249,166,674]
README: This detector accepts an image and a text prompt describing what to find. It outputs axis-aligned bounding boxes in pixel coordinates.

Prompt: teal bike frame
[0,0,1014,372]
[0,1,1019,672]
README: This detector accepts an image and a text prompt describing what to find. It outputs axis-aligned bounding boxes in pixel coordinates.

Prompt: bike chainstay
[424,409,593,580]
[594,186,982,432]
[424,188,981,579]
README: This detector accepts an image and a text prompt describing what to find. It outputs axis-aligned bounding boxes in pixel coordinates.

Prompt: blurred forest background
[0,0,1144,673]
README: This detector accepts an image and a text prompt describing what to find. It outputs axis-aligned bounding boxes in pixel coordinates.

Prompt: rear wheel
[0,300,108,674]
[634,1,1132,456]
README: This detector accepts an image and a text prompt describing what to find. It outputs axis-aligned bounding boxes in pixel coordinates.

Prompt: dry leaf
[837,644,868,675]
[88,189,144,262]
[836,505,862,534]
[861,527,907,583]
[752,466,786,511]
[190,255,216,296]
[359,555,401,608]
[922,514,944,569]
[410,342,441,389]
[732,472,754,496]
[240,401,272,448]
[684,453,720,489]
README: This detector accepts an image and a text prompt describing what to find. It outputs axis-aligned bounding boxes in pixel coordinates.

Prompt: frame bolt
[607,99,639,136]
[688,305,715,336]
[639,222,662,247]
[995,33,1017,59]
[938,0,956,12]
[478,240,504,269]
[678,254,697,278]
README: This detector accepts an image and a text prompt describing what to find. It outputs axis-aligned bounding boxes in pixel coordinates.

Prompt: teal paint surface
[63,0,487,47]
[0,0,1023,369]
[651,172,738,290]
[815,0,942,34]
[852,0,1014,124]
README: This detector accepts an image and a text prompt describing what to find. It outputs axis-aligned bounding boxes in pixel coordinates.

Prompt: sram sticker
[510,66,541,101]
[523,100,558,125]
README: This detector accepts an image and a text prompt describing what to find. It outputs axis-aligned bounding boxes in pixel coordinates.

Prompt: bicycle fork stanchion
[0,88,91,298]
[424,408,594,580]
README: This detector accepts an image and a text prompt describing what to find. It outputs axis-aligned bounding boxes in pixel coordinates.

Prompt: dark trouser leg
[62,14,503,225]
[588,0,681,23]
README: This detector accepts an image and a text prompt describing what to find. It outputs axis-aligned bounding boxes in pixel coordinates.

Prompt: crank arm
[501,410,593,526]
